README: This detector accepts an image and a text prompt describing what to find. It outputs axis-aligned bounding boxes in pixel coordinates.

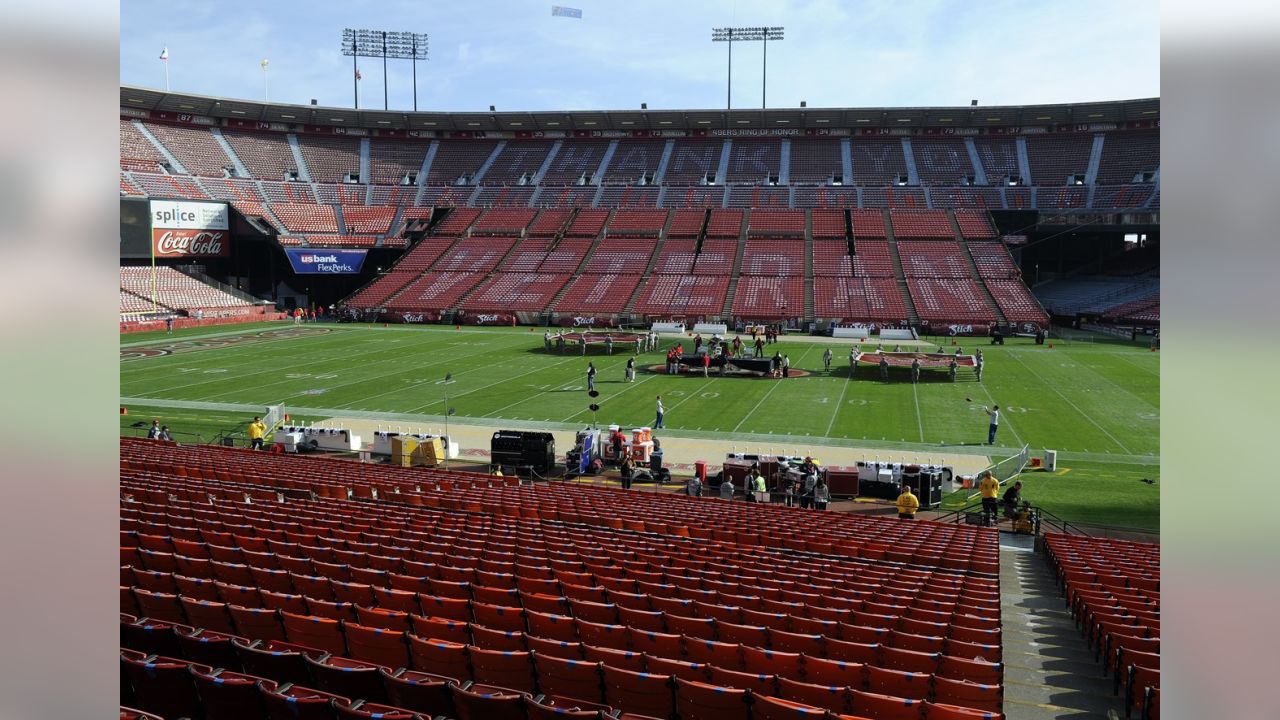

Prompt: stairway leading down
[999,536,1125,720]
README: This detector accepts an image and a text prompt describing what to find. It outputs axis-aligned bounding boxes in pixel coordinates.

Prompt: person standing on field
[983,404,1000,445]
[911,357,921,384]
[823,348,833,371]
[654,395,665,429]
[625,357,636,382]
[586,362,597,392]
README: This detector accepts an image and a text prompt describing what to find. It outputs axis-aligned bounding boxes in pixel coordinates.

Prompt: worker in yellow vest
[247,416,268,450]
[896,484,919,520]
[978,470,1001,524]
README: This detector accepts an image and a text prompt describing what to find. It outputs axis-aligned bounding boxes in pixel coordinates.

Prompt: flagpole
[261,59,269,101]
[164,51,170,92]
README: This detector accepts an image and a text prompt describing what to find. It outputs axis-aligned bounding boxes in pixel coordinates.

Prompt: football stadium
[118,6,1160,720]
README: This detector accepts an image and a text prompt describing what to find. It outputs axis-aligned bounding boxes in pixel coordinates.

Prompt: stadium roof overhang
[121,86,1159,132]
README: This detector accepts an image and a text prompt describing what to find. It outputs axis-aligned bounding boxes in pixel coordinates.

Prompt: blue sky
[121,0,1159,112]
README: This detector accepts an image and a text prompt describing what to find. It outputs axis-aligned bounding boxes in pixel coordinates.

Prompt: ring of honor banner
[284,248,368,274]
[150,200,231,257]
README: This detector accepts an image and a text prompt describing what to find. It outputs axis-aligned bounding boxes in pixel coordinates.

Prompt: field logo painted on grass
[119,327,332,360]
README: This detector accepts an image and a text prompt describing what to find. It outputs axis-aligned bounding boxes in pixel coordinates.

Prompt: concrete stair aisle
[1000,535,1125,720]
[804,225,815,322]
[950,211,1007,323]
[718,214,749,319]
[883,212,921,325]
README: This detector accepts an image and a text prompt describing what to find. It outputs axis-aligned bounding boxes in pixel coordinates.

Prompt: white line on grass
[559,374,660,423]
[911,380,925,443]
[403,353,585,414]
[1005,351,1132,454]
[200,333,533,404]
[824,372,851,437]
[123,332,408,395]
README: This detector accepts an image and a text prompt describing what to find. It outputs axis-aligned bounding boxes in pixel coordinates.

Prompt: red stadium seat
[674,677,750,720]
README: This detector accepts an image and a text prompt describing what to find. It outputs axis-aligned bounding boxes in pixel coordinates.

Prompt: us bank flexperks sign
[283,248,368,274]
[150,200,231,257]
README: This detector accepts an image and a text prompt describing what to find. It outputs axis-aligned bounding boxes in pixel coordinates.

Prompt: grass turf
[120,321,1160,529]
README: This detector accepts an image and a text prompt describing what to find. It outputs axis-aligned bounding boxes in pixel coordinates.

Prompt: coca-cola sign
[152,229,230,257]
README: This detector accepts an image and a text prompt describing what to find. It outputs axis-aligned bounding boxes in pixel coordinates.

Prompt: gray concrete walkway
[1000,534,1124,719]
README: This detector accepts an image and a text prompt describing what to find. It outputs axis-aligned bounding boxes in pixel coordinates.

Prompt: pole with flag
[261,59,269,101]
[159,46,169,91]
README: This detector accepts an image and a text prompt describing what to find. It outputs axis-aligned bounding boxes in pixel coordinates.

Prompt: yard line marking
[911,380,925,443]
[398,353,583,412]
[558,374,660,422]
[1006,351,1132,454]
[732,379,784,433]
[124,331,411,394]
[201,332,531,403]
[478,353,638,420]
[824,372,851,437]
[119,323,339,348]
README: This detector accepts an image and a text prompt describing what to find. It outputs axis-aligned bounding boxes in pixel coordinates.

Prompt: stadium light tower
[712,26,785,111]
[342,28,430,110]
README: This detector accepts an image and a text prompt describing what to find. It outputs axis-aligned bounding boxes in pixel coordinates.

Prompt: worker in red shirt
[702,352,710,377]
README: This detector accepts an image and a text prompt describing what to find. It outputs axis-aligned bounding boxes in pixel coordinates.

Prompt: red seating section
[1025,134,1093,185]
[270,203,339,234]
[120,438,1005,719]
[144,121,234,177]
[889,211,955,239]
[897,242,970,278]
[1045,534,1158,719]
[748,210,805,237]
[368,139,430,185]
[471,208,537,235]
[663,139,723,183]
[484,141,555,182]
[461,274,570,312]
[120,267,254,315]
[427,141,499,185]
[297,136,360,183]
[741,240,805,277]
[634,276,730,317]
[541,141,610,184]
[911,137,975,185]
[850,139,908,185]
[555,274,643,314]
[954,211,997,240]
[586,239,656,275]
[606,209,668,237]
[732,277,805,319]
[788,139,843,184]
[814,277,909,325]
[851,210,888,239]
[907,279,994,324]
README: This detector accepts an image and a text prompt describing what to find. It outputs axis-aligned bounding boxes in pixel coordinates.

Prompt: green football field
[120,321,1160,530]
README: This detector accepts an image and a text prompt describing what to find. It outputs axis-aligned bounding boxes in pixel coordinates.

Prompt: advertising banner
[150,200,231,258]
[283,248,368,274]
[151,228,231,257]
[386,310,441,324]
[556,315,617,328]
[459,312,516,326]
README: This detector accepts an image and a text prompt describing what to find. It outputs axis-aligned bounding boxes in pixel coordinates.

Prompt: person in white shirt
[654,395,664,429]
[984,404,1000,445]
[823,348,833,371]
